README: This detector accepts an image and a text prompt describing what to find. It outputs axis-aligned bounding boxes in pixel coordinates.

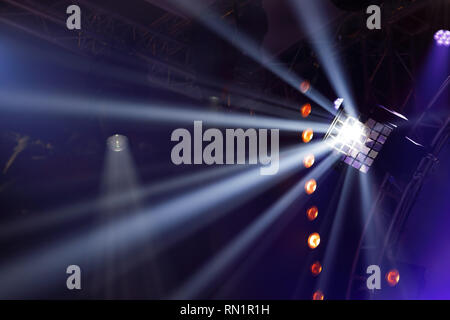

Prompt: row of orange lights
[302,109,316,194]
[300,97,398,298]
[300,99,323,300]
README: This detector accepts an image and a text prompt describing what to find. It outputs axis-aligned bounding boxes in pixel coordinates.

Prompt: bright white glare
[0,90,330,133]
[325,110,367,158]
[338,118,364,145]
[324,108,393,173]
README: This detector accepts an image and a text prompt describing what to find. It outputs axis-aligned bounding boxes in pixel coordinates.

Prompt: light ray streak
[0,161,245,239]
[162,0,335,114]
[170,153,339,299]
[96,144,333,291]
[0,90,330,133]
[216,156,339,299]
[195,78,325,119]
[289,0,357,116]
[358,171,378,265]
[0,143,332,298]
[96,145,141,299]
[143,65,310,117]
[1,26,324,118]
[316,166,356,292]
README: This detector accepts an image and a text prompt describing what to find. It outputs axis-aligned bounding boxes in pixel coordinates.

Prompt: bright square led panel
[324,108,393,173]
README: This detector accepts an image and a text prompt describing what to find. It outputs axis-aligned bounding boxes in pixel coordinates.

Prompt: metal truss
[0,0,198,95]
[268,0,432,110]
[344,3,448,297]
[0,0,273,106]
[346,77,450,299]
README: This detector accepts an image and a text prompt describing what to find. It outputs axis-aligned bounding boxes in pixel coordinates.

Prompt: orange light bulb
[305,179,317,195]
[300,80,311,93]
[300,103,312,118]
[308,232,320,249]
[312,290,324,300]
[302,129,314,143]
[311,261,322,276]
[303,154,315,168]
[386,269,400,287]
[306,206,318,221]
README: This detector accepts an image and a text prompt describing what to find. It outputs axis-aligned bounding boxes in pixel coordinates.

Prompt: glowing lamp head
[302,129,314,143]
[300,80,310,93]
[303,154,315,168]
[339,120,364,145]
[306,206,318,221]
[324,107,393,173]
[312,290,324,300]
[305,179,317,195]
[311,261,322,276]
[434,30,450,47]
[308,232,320,249]
[107,134,128,152]
[301,103,312,118]
[386,269,400,287]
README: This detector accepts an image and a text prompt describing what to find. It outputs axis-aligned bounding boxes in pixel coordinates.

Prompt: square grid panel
[324,109,393,173]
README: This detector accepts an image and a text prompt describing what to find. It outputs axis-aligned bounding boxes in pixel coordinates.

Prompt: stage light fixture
[305,179,317,194]
[306,206,318,221]
[300,80,310,93]
[311,261,322,276]
[324,107,393,173]
[302,129,314,143]
[308,232,320,249]
[303,154,315,168]
[386,269,400,287]
[107,134,128,152]
[301,103,312,118]
[434,30,450,47]
[312,290,324,300]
